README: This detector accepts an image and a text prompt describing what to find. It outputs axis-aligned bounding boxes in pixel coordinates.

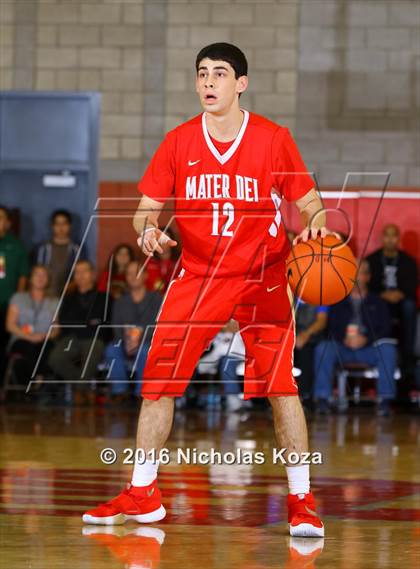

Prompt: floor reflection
[0,406,419,568]
[83,525,165,569]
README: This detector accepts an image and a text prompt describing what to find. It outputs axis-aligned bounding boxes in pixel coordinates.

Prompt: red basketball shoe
[82,479,166,525]
[287,492,324,537]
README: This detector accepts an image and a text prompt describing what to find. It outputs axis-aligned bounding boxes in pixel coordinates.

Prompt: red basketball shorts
[141,259,298,400]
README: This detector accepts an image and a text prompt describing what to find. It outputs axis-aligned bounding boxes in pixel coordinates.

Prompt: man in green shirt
[0,205,29,378]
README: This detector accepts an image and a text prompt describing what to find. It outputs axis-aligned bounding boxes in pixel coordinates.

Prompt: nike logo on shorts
[188,159,200,166]
[267,285,281,293]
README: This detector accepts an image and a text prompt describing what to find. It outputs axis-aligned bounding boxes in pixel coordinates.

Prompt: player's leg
[268,395,324,537]
[83,270,235,525]
[132,273,234,483]
[83,278,186,525]
[133,395,174,485]
[82,398,173,526]
[269,395,308,458]
[136,397,174,453]
[238,266,324,537]
[240,320,324,538]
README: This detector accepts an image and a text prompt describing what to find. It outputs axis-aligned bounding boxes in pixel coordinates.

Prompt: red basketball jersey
[138,110,314,278]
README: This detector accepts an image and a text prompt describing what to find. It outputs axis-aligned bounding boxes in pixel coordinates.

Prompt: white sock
[131,459,159,487]
[286,464,310,496]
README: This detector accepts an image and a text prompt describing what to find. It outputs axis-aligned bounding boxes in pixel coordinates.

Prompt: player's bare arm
[133,195,177,257]
[293,187,337,244]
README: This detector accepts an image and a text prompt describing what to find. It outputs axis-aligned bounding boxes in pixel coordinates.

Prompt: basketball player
[84,43,330,537]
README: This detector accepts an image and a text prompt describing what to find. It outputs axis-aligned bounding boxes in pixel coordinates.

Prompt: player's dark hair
[51,209,72,225]
[195,43,248,79]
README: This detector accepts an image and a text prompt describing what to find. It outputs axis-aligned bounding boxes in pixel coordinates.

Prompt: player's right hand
[137,226,178,257]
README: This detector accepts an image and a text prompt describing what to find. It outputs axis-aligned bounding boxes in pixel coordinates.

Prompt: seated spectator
[0,205,29,378]
[5,265,58,389]
[97,243,135,300]
[314,260,397,417]
[367,224,418,365]
[104,261,162,402]
[34,209,86,297]
[145,228,178,293]
[294,301,328,410]
[48,260,108,405]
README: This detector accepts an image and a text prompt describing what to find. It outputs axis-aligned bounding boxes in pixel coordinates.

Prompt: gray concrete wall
[297,0,419,187]
[0,0,418,185]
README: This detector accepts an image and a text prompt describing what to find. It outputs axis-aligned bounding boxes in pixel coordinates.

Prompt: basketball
[286,235,357,305]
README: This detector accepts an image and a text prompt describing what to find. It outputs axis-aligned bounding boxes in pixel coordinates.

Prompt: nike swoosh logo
[188,159,200,166]
[146,487,155,497]
[267,285,281,293]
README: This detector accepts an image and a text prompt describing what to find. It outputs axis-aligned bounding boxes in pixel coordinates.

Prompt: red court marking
[0,468,418,525]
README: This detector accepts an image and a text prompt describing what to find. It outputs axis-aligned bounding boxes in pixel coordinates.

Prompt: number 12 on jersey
[211,202,235,237]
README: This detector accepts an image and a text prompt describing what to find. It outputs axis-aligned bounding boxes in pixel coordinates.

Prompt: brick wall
[0,0,418,187]
[0,0,301,181]
[297,0,419,187]
[165,2,299,133]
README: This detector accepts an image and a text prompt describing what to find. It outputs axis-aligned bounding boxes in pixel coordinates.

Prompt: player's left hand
[293,226,340,245]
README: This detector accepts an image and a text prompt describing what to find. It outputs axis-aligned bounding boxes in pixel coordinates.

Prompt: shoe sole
[289,522,325,537]
[82,505,166,525]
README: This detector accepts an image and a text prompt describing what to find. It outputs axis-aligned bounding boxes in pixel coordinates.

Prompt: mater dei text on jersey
[185,174,259,202]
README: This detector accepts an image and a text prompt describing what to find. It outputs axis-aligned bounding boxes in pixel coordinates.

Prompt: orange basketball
[286,235,357,305]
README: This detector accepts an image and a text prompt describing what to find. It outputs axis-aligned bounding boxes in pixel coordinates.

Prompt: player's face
[195,58,248,114]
